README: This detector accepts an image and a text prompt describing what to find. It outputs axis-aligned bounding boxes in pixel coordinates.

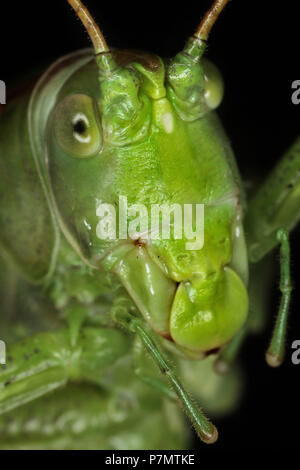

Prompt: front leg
[246,136,300,262]
[110,298,218,444]
[244,138,300,366]
[0,326,130,414]
[265,229,292,367]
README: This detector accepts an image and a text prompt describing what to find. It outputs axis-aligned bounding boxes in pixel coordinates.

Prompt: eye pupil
[54,94,102,158]
[73,119,87,135]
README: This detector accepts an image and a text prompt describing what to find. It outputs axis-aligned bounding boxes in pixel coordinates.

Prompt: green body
[0,46,247,447]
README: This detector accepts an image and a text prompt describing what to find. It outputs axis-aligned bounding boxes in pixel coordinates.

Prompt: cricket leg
[132,336,177,401]
[246,136,300,262]
[245,137,299,366]
[110,299,218,444]
[216,238,291,371]
[214,256,275,373]
[265,229,292,366]
[0,326,130,414]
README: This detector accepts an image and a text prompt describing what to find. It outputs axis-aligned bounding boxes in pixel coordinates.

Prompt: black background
[1,0,300,450]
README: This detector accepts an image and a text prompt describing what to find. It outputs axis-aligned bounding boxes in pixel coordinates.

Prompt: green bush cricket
[0,0,299,449]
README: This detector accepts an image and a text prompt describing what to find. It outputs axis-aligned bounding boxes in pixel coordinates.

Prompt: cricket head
[44,0,248,356]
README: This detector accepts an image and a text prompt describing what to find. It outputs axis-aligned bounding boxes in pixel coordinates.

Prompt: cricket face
[45,45,248,356]
[41,0,248,358]
[107,106,249,354]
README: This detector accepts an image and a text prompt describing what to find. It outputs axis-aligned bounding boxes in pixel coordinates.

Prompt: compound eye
[53,93,102,158]
[203,59,224,110]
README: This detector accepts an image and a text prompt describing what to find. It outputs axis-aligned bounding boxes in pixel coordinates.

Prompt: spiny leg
[214,256,275,373]
[246,136,300,262]
[110,301,218,445]
[245,136,300,365]
[231,229,292,369]
[266,229,292,367]
[0,382,187,450]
